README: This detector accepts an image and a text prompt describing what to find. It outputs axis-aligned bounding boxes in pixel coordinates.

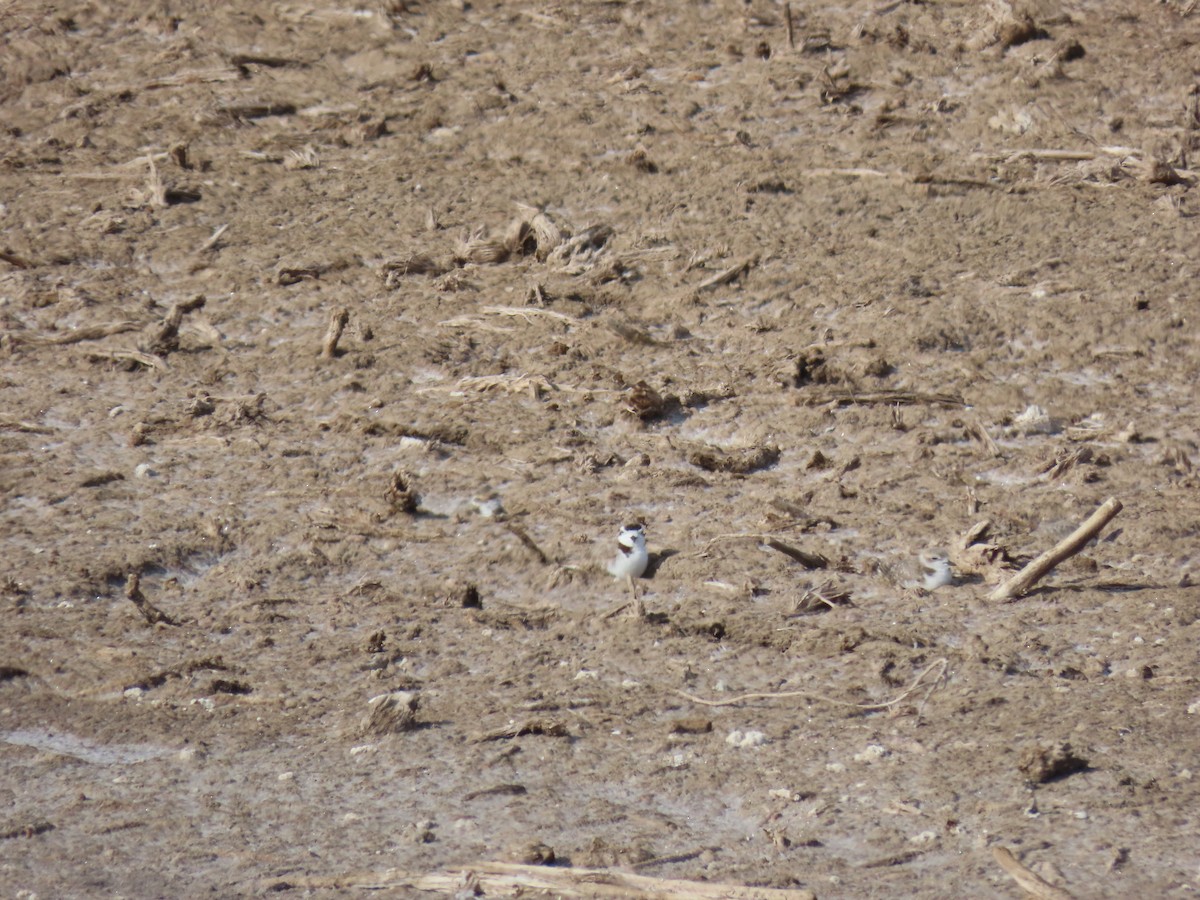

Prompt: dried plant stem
[321,308,350,358]
[989,497,1122,601]
[991,847,1077,900]
[257,861,817,898]
[674,658,947,711]
[761,538,828,570]
[799,389,965,407]
[11,322,140,345]
[696,255,758,291]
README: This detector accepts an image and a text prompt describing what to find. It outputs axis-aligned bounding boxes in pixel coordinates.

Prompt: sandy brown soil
[2,1,1200,897]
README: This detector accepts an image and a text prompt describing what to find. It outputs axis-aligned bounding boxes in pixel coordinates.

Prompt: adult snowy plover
[607,523,649,579]
[918,550,954,591]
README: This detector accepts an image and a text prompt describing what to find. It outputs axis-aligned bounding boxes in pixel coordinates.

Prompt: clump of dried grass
[381,205,615,286]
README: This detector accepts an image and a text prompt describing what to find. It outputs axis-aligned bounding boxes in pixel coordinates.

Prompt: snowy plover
[918,550,954,591]
[607,523,649,580]
[469,493,505,519]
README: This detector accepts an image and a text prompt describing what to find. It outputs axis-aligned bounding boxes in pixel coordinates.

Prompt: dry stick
[988,497,1123,602]
[257,861,818,899]
[970,417,1001,457]
[696,255,758,291]
[673,658,947,712]
[198,223,229,252]
[798,389,965,407]
[321,307,350,358]
[762,537,828,570]
[10,322,141,345]
[631,847,718,871]
[503,523,551,565]
[89,348,169,371]
[784,2,795,49]
[991,847,1077,900]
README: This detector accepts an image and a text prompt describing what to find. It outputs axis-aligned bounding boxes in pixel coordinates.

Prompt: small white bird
[918,550,954,591]
[607,523,649,580]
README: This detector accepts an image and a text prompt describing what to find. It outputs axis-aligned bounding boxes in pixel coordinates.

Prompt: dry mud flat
[2,1,1200,897]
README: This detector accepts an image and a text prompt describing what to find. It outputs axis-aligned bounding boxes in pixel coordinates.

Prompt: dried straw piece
[762,538,829,570]
[991,847,1077,900]
[471,718,568,742]
[696,255,758,291]
[456,226,511,265]
[528,210,566,260]
[456,374,554,399]
[258,860,817,898]
[547,224,613,264]
[674,658,947,712]
[10,322,141,345]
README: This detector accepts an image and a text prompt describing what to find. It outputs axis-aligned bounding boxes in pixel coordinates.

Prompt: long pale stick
[989,497,1122,601]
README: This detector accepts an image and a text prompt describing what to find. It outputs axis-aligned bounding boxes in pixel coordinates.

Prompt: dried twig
[503,523,551,565]
[198,224,229,253]
[983,146,1141,163]
[799,389,965,407]
[88,348,169,371]
[321,307,350,358]
[0,418,55,434]
[673,658,947,711]
[761,538,829,570]
[991,847,1077,900]
[471,719,568,742]
[257,860,817,898]
[989,497,1122,601]
[696,255,758,291]
[789,580,852,616]
[0,249,34,268]
[969,417,1002,457]
[9,322,141,345]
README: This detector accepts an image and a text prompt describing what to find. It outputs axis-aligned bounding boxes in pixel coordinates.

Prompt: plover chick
[918,550,954,591]
[469,493,505,519]
[607,523,649,580]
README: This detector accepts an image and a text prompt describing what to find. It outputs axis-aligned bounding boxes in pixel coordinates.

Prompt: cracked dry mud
[2,1,1199,897]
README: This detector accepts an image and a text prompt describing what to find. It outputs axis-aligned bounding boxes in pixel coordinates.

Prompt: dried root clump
[382,206,615,285]
[360,691,420,736]
[949,520,1020,585]
[686,442,780,474]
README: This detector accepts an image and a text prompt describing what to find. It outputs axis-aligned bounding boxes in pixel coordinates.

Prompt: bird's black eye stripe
[624,523,642,532]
